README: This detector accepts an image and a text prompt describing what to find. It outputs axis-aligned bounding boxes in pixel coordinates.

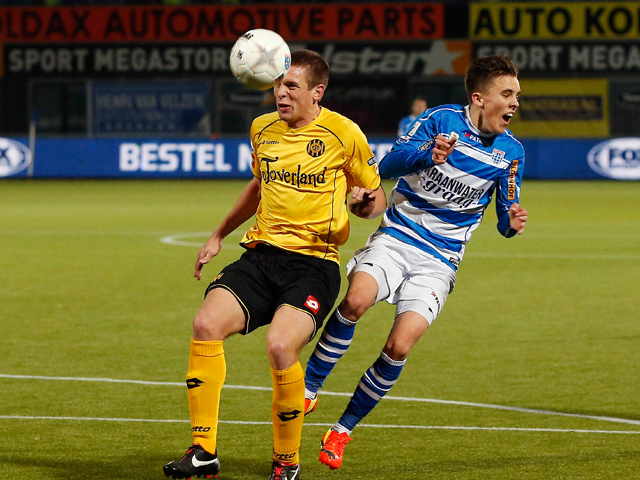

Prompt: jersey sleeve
[379,109,442,179]
[344,124,381,190]
[495,149,525,238]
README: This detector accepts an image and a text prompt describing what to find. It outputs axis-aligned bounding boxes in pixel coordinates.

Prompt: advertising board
[470,2,640,40]
[507,78,609,138]
[0,4,445,43]
[91,81,210,135]
[2,137,639,181]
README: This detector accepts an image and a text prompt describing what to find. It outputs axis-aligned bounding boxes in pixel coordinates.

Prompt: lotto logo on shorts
[305,295,320,314]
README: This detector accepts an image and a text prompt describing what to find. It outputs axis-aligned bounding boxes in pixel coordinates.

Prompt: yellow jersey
[240,107,381,264]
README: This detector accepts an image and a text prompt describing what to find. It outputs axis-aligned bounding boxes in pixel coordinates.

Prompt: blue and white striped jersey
[378,104,525,272]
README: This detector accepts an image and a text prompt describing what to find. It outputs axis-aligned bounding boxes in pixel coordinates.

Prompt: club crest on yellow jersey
[306,139,326,157]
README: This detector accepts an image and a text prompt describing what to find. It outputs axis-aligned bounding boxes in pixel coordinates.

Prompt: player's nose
[274,83,288,98]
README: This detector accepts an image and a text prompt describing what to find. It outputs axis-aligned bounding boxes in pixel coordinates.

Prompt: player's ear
[471,92,484,108]
[313,84,325,102]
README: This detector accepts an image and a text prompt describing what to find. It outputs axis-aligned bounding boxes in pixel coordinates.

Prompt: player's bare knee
[339,293,371,321]
[192,310,216,339]
[266,338,296,369]
[193,307,237,341]
[383,339,411,361]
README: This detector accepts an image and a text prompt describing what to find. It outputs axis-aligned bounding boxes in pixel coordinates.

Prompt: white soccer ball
[229,29,291,91]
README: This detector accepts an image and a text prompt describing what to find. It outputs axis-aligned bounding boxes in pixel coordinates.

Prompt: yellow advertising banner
[508,78,610,138]
[470,2,640,39]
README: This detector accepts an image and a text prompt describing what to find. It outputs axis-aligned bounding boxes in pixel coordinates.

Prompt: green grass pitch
[1,179,639,480]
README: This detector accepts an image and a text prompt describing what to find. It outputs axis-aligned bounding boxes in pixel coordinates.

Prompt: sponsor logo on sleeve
[507,159,519,200]
[398,122,421,144]
[367,155,379,174]
[418,137,436,151]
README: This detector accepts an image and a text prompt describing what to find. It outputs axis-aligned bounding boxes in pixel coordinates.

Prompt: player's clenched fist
[432,133,458,165]
[508,203,528,235]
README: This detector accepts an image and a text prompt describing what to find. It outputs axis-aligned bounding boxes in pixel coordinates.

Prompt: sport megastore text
[6,45,231,74]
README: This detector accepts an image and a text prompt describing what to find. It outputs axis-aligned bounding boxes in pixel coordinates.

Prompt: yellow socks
[187,340,304,465]
[271,361,305,465]
[187,339,225,454]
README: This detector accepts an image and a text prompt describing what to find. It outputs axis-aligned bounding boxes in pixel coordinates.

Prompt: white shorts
[346,231,456,325]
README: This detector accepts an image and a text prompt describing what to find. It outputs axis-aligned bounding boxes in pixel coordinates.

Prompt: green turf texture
[1,179,639,480]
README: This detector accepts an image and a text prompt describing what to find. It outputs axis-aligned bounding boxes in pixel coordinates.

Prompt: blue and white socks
[305,309,407,436]
[335,351,406,433]
[305,308,357,397]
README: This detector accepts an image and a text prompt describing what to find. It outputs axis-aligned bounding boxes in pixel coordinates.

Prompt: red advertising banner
[0,4,444,43]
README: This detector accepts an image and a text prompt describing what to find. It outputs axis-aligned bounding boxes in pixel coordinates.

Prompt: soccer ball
[229,29,291,91]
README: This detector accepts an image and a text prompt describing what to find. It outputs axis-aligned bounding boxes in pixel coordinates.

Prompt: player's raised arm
[194,176,261,279]
[379,132,457,178]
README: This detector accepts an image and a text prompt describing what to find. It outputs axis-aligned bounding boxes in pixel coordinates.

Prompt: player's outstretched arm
[194,177,262,280]
[508,203,528,235]
[348,185,386,219]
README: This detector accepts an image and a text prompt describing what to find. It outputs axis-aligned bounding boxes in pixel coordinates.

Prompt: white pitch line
[160,231,245,248]
[160,232,216,248]
[0,415,638,435]
[2,373,640,427]
[0,374,184,387]
[0,373,271,390]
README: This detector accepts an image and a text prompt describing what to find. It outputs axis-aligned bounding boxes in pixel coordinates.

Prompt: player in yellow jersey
[163,50,386,480]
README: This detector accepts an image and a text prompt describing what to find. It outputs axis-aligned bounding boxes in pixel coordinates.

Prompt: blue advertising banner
[2,137,639,180]
[91,81,210,135]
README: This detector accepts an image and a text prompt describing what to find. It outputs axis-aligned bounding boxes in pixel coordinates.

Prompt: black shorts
[205,244,341,339]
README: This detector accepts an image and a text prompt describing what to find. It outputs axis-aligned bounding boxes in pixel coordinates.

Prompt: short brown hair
[291,50,330,90]
[465,55,518,102]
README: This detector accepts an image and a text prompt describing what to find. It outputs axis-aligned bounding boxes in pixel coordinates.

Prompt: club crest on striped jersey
[491,148,505,164]
[307,139,325,157]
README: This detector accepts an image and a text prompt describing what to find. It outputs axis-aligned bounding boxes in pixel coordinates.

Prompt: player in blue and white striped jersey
[303,55,529,470]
